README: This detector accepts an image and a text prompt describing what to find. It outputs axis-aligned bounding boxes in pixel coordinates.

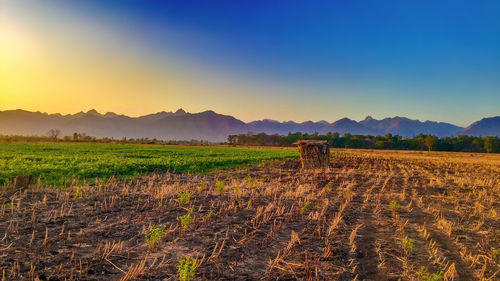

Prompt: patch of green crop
[181,208,193,230]
[215,180,226,195]
[416,266,443,281]
[177,257,197,281]
[144,224,167,247]
[177,190,192,205]
[0,143,298,187]
[390,200,401,213]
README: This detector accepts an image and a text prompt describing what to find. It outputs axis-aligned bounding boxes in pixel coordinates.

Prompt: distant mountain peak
[359,116,463,137]
[460,116,500,136]
[201,110,217,115]
[174,108,186,115]
[103,112,121,118]
[335,117,355,123]
[262,118,280,123]
[86,109,100,116]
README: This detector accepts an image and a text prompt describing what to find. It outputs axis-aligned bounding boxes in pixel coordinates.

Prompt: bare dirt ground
[1,150,499,280]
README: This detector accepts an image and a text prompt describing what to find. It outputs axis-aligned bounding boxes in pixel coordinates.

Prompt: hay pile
[293,140,330,169]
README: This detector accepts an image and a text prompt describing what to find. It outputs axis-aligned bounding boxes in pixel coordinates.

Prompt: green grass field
[0,143,298,186]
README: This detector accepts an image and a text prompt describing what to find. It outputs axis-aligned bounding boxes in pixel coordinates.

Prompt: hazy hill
[460,116,500,136]
[149,110,248,141]
[359,116,462,137]
[247,119,329,135]
[324,118,376,135]
[1,109,499,141]
[138,109,187,122]
[0,109,249,141]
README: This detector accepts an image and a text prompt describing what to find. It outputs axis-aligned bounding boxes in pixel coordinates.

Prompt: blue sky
[1,0,499,126]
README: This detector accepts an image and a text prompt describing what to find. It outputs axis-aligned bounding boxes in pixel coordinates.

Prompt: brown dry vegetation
[1,150,499,280]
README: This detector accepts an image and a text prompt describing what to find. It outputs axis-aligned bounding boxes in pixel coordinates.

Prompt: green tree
[374,140,385,149]
[484,136,498,153]
[424,135,437,151]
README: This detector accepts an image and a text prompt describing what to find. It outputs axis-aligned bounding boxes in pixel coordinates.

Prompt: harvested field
[1,150,499,280]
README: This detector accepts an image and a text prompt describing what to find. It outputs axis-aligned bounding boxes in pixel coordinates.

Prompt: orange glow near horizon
[0,8,308,121]
[0,13,189,116]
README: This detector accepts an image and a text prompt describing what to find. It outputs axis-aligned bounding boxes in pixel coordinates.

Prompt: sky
[1,0,499,126]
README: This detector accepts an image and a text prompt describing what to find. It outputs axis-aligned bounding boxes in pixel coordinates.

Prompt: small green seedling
[246,199,252,210]
[181,208,193,230]
[177,190,192,205]
[233,185,241,196]
[416,266,443,281]
[216,180,225,195]
[205,209,214,219]
[324,182,333,193]
[401,236,414,254]
[300,201,311,215]
[245,176,257,188]
[73,186,80,201]
[344,189,353,198]
[144,224,167,247]
[199,182,207,192]
[492,248,500,259]
[177,257,197,281]
[390,200,400,213]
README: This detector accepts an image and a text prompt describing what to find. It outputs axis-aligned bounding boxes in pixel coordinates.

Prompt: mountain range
[1,109,499,142]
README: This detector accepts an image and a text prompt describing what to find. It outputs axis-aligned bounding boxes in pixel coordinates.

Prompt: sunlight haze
[1,1,499,125]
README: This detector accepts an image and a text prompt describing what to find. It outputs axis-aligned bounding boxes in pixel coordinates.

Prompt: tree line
[227,132,500,153]
[2,129,499,153]
[0,130,211,146]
